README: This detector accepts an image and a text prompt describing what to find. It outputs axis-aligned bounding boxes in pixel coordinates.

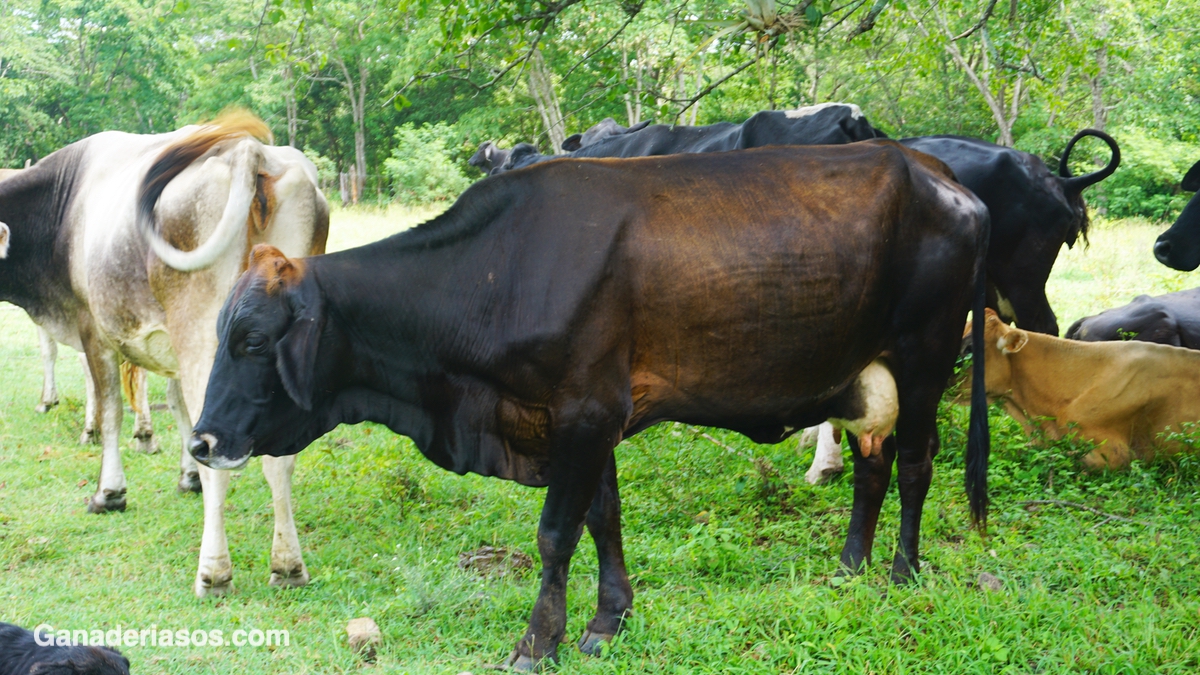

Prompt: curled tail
[966,211,991,533]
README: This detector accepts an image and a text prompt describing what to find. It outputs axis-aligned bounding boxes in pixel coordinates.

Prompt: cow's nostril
[1154,239,1172,264]
[188,434,215,461]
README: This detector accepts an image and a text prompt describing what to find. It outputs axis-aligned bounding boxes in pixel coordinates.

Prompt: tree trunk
[333,53,367,203]
[1090,43,1108,131]
[923,12,1018,146]
[690,52,704,125]
[285,64,298,147]
[527,48,567,153]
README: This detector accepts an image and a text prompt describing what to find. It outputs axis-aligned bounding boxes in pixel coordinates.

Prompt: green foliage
[1089,129,1200,220]
[382,123,472,204]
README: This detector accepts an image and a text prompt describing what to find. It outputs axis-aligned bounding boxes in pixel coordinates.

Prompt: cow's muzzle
[188,433,251,470]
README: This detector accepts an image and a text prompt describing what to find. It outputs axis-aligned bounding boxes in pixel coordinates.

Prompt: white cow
[0,112,327,596]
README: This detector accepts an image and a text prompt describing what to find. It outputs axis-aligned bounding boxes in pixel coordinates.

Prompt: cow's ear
[1182,160,1200,192]
[999,330,1028,354]
[276,283,324,411]
[562,134,582,152]
[0,221,9,258]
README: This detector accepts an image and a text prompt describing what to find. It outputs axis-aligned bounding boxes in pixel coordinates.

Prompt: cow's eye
[245,333,269,354]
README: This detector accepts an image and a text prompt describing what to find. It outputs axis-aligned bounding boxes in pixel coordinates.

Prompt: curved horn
[1059,129,1121,195]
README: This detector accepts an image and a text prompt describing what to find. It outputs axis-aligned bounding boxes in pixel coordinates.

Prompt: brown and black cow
[187,141,992,669]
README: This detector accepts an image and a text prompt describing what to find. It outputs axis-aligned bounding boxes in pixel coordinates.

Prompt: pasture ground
[1,211,1199,674]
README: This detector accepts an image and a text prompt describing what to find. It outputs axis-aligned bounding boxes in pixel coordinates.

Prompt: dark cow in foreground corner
[1066,287,1200,348]
[187,142,991,669]
[900,131,1120,336]
[0,623,129,675]
[1154,160,1200,270]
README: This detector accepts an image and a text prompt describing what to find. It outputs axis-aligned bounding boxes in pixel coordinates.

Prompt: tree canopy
[2,0,1197,215]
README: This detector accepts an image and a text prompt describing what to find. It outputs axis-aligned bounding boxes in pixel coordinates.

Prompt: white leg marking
[264,455,308,588]
[167,379,201,493]
[805,422,845,485]
[195,464,233,597]
[35,326,58,413]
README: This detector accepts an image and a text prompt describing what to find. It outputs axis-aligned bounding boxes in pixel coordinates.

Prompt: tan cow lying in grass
[974,308,1200,469]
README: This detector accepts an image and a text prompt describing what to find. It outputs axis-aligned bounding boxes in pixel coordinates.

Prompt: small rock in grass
[977,572,1003,592]
[346,616,382,661]
[458,545,533,578]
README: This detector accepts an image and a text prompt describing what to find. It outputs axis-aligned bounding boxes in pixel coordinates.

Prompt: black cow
[1065,287,1200,347]
[0,623,129,675]
[492,103,885,173]
[186,142,991,669]
[467,141,512,176]
[1153,161,1200,270]
[561,117,652,151]
[900,131,1119,336]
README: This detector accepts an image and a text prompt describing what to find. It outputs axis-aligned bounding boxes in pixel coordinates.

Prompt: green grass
[2,212,1199,674]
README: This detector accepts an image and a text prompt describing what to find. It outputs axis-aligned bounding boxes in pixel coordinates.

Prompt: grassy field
[2,212,1199,674]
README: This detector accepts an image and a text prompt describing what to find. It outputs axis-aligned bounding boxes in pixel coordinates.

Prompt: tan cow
[973,308,1200,469]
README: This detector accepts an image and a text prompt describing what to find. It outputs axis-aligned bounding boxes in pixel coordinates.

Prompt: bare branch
[953,0,999,41]
[560,10,639,83]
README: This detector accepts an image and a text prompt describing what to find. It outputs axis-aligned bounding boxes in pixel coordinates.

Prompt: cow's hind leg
[805,422,845,485]
[264,455,308,588]
[124,364,158,454]
[506,406,621,671]
[35,326,58,413]
[839,433,896,574]
[82,340,126,513]
[889,383,941,583]
[166,378,202,493]
[578,453,633,656]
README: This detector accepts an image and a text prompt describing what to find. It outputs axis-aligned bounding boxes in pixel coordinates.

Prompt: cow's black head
[1154,160,1200,271]
[188,245,330,469]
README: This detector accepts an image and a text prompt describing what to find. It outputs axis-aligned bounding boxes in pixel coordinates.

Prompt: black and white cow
[1153,160,1200,270]
[0,112,327,598]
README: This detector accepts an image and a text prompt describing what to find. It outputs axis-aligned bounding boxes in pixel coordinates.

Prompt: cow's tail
[137,110,270,272]
[965,204,991,534]
[120,362,144,418]
[1059,129,1121,195]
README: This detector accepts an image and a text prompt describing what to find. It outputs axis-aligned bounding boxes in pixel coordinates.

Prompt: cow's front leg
[195,465,233,597]
[79,352,99,446]
[166,379,202,493]
[263,455,308,588]
[578,453,633,656]
[125,364,158,454]
[838,433,895,574]
[83,344,126,513]
[506,417,618,670]
[35,326,58,413]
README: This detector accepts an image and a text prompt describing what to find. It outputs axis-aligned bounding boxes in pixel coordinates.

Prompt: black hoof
[504,649,552,671]
[578,629,616,656]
